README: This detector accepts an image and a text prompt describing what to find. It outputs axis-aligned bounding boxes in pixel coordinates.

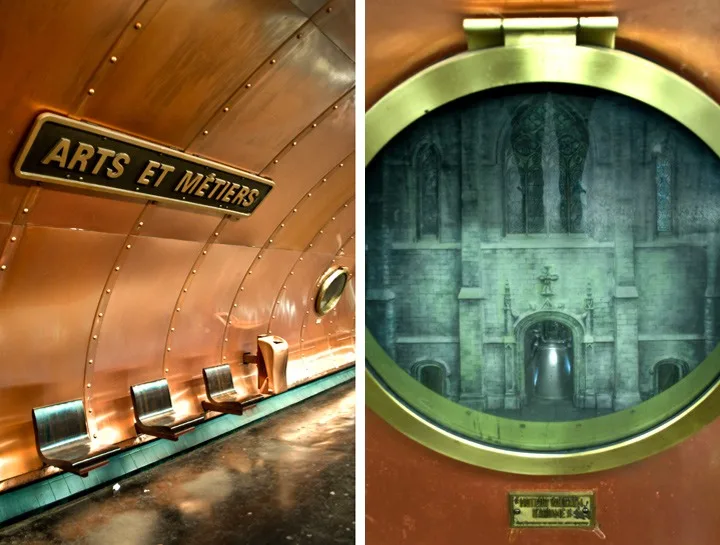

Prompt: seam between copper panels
[260,88,355,173]
[298,229,355,362]
[0,187,41,291]
[311,0,355,63]
[218,155,352,363]
[161,216,232,378]
[265,196,354,337]
[71,0,169,116]
[82,204,153,439]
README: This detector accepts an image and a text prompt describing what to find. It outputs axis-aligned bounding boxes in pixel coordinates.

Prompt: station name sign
[509,491,595,528]
[14,113,273,217]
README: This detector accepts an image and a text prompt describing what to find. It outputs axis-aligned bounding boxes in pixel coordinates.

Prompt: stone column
[457,112,487,410]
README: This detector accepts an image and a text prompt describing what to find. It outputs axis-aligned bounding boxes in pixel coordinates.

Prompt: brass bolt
[270,59,277,64]
[126,244,132,249]
[88,359,93,364]
[312,123,317,128]
[223,107,230,112]
[106,288,111,293]
[326,7,333,13]
[333,105,339,110]
[22,208,29,213]
[10,236,17,242]
[115,266,120,271]
[192,269,197,274]
[246,83,252,88]
[165,368,169,373]
[167,347,171,352]
[93,335,98,340]
[87,383,91,388]
[88,89,95,96]
[110,56,118,63]
[292,141,297,146]
[138,221,144,227]
[0,265,5,271]
[203,130,209,135]
[98,312,103,317]
[134,22,142,29]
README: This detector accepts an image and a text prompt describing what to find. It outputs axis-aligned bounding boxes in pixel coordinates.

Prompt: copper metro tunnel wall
[0,0,355,491]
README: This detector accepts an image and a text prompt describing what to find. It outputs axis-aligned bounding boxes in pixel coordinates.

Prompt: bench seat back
[203,364,236,400]
[130,379,174,423]
[32,399,90,455]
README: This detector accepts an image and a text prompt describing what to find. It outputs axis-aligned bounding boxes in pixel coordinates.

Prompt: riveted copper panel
[225,248,302,361]
[164,243,260,408]
[189,24,355,172]
[80,0,307,149]
[219,90,355,248]
[90,236,204,440]
[0,227,123,478]
[271,155,355,250]
[26,187,144,235]
[139,206,221,243]
[0,0,144,223]
[313,0,356,61]
[291,0,329,17]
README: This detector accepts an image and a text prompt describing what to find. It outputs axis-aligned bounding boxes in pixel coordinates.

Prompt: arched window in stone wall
[413,142,441,240]
[655,135,676,235]
[412,361,447,396]
[653,358,688,394]
[505,94,593,235]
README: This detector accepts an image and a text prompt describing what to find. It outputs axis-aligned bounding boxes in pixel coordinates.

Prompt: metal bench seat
[130,379,204,441]
[32,399,120,476]
[202,364,266,415]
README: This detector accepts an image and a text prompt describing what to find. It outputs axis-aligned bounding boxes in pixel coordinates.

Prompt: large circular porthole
[316,267,349,316]
[366,44,720,474]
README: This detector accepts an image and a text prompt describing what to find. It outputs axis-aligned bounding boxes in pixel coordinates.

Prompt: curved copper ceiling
[0,0,355,486]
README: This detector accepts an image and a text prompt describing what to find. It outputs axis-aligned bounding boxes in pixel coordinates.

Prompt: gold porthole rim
[365,44,720,474]
[315,266,349,316]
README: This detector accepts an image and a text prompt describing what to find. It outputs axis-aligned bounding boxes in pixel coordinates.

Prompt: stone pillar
[366,159,396,359]
[704,234,719,357]
[457,112,487,410]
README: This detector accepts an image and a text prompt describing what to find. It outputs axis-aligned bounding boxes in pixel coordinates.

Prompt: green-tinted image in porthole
[366,82,720,447]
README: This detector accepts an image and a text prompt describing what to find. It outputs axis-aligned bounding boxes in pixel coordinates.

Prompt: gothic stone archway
[513,310,586,408]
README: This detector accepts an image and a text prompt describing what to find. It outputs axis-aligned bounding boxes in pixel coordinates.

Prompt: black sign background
[15,115,273,216]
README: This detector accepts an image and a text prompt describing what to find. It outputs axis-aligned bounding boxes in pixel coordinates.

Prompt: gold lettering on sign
[91,147,116,174]
[206,178,227,199]
[137,160,161,185]
[67,142,95,172]
[242,188,260,207]
[194,173,215,197]
[154,163,175,187]
[175,171,204,193]
[107,153,130,179]
[41,138,72,168]
[231,186,250,204]
[221,182,241,203]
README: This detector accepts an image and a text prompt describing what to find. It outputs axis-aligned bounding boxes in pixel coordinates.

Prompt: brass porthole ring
[316,267,349,316]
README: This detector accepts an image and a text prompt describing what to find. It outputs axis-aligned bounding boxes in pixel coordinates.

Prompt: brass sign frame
[365,17,720,474]
[508,491,596,528]
[14,112,274,218]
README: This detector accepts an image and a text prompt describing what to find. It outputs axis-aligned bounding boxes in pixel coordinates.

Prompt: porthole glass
[366,80,720,457]
[316,267,349,316]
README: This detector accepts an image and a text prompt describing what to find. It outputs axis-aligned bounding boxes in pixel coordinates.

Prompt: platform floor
[0,382,355,545]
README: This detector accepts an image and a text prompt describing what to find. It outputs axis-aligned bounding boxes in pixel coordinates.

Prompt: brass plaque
[509,491,595,528]
[14,113,274,217]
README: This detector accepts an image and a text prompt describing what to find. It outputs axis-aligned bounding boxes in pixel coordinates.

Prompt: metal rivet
[171,327,175,332]
[290,271,295,275]
[126,244,131,249]
[10,236,17,242]
[293,208,297,213]
[320,230,324,234]
[93,433,97,438]
[322,178,327,182]
[273,159,279,164]
[280,223,285,228]
[240,287,245,291]
[308,193,312,197]
[167,347,171,352]
[88,89,95,96]
[299,257,303,261]
[223,356,227,359]
[246,83,252,88]
[296,33,302,39]
[106,288,111,293]
[333,105,339,110]
[309,243,313,248]
[165,368,169,373]
[138,221,144,227]
[93,335,98,340]
[223,107,229,112]
[110,56,118,63]
[0,265,5,271]
[248,270,252,275]
[271,316,276,319]
[312,123,317,128]
[214,232,219,236]
[203,130,209,135]
[98,313,103,317]
[88,409,93,414]
[134,22,142,29]
[292,141,297,146]
[183,288,188,292]
[22,208,29,213]
[301,338,304,342]
[269,239,273,243]
[224,338,229,342]
[344,204,348,208]
[339,163,344,167]
[270,59,277,64]
[202,251,207,255]
[115,266,120,271]
[233,303,238,308]
[326,6,333,12]
[176,308,181,312]
[88,359,93,364]
[87,383,91,388]
[192,269,197,274]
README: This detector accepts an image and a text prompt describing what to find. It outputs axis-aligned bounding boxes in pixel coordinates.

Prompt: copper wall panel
[367,1,719,544]
[0,0,144,223]
[26,188,144,236]
[90,236,204,440]
[219,90,355,248]
[164,243,259,408]
[138,206,221,243]
[326,251,355,362]
[80,0,307,149]
[189,23,355,172]
[271,155,355,250]
[313,0,356,61]
[0,227,123,478]
[224,248,302,361]
[291,0,329,17]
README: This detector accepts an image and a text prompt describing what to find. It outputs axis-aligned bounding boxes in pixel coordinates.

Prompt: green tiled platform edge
[0,367,355,525]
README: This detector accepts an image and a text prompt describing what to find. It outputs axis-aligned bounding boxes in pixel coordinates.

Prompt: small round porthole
[315,267,349,316]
